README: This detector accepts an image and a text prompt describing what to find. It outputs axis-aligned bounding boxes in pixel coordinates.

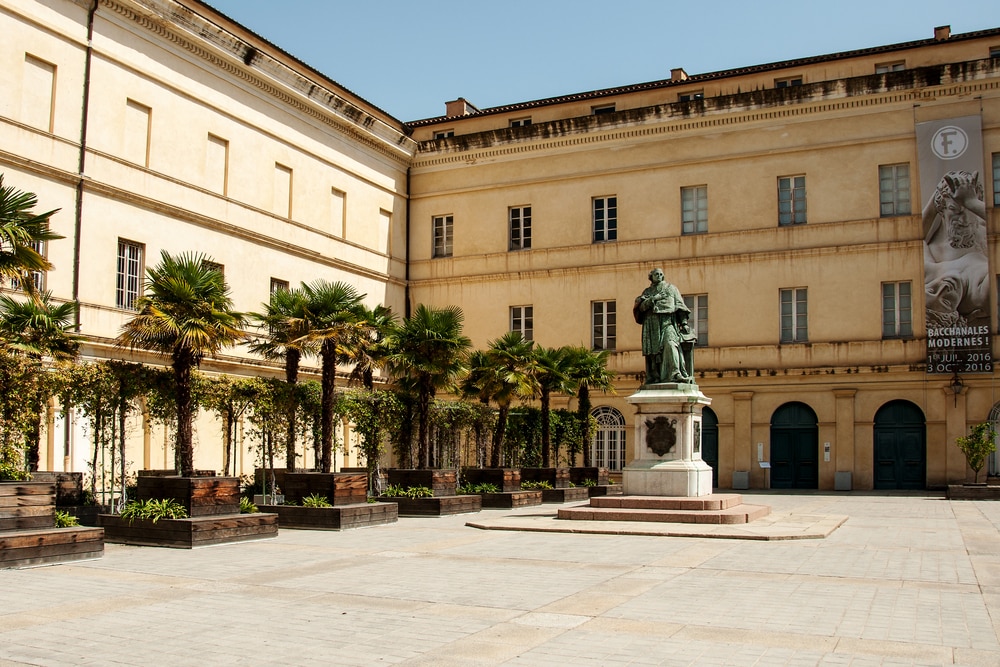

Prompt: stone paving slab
[1,491,998,666]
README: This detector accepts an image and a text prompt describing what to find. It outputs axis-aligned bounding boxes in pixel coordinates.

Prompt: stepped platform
[557,493,770,525]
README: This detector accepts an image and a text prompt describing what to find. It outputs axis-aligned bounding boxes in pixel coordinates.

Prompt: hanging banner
[917,115,991,374]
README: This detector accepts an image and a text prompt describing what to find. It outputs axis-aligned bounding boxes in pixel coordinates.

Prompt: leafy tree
[0,291,78,470]
[201,375,268,476]
[116,251,246,477]
[300,280,365,472]
[956,422,997,484]
[530,346,574,467]
[385,304,471,469]
[563,346,616,467]
[249,285,313,470]
[342,388,403,494]
[461,332,538,468]
[344,304,394,391]
[0,173,62,290]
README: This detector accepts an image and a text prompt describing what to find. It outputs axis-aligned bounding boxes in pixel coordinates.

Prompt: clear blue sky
[205,0,999,122]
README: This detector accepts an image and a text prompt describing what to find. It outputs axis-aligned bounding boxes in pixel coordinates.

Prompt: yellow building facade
[3,0,1000,489]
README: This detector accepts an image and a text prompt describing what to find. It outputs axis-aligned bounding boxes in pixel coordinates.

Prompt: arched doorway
[770,402,818,489]
[592,406,626,471]
[873,400,926,489]
[701,407,719,487]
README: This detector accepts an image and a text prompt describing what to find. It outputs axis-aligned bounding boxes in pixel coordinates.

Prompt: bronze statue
[633,268,696,384]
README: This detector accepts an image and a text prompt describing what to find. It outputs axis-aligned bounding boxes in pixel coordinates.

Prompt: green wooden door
[701,408,719,488]
[770,402,819,489]
[874,401,926,490]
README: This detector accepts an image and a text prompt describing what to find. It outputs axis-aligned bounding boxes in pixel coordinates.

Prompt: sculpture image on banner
[916,116,992,374]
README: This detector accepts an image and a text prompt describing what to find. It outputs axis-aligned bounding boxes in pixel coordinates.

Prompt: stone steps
[557,494,770,525]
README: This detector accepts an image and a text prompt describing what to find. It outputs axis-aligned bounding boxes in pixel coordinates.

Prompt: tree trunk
[320,341,336,473]
[540,389,551,467]
[417,382,431,469]
[174,349,196,477]
[579,386,592,468]
[490,404,510,468]
[285,348,300,471]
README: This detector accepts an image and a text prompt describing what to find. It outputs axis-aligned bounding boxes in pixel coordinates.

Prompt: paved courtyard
[1,491,999,666]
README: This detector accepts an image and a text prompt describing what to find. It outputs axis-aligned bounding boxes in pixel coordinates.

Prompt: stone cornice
[106,0,417,165]
[412,61,1000,170]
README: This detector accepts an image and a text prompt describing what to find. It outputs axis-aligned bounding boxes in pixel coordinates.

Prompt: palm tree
[385,304,470,469]
[0,174,62,292]
[531,346,574,467]
[116,251,246,477]
[464,331,538,468]
[300,279,365,473]
[563,346,616,467]
[0,291,78,470]
[249,285,313,470]
[344,304,394,390]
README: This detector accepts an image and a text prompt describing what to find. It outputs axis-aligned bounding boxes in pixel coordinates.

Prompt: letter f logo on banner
[931,126,969,160]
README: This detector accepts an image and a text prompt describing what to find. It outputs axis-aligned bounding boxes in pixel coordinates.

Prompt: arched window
[592,406,626,471]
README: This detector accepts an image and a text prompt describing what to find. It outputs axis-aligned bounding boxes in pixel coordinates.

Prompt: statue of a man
[633,268,696,384]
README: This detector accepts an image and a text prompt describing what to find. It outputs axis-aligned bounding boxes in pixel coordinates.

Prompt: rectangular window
[124,99,151,167]
[331,188,346,237]
[593,196,617,242]
[681,186,708,234]
[990,46,1000,59]
[678,91,704,102]
[510,118,531,127]
[993,153,1000,207]
[592,104,615,115]
[775,76,803,88]
[882,281,912,338]
[778,175,807,226]
[202,260,224,277]
[116,239,144,310]
[274,163,292,218]
[206,134,228,196]
[875,61,905,73]
[879,164,911,217]
[378,209,392,255]
[509,206,531,250]
[22,55,56,133]
[592,301,616,351]
[683,294,708,347]
[432,215,453,257]
[510,305,533,341]
[433,130,454,139]
[270,278,289,294]
[10,241,45,292]
[780,288,808,343]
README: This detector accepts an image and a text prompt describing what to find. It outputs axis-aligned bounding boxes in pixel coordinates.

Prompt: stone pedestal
[624,383,713,497]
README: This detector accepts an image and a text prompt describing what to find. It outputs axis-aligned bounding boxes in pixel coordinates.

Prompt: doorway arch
[873,400,926,489]
[770,402,818,489]
[701,407,719,487]
[592,406,626,471]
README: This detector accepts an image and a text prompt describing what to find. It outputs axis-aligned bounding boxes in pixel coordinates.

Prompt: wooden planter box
[520,467,570,489]
[254,468,287,493]
[480,490,543,509]
[29,472,85,506]
[135,476,240,516]
[0,526,104,569]
[99,513,277,548]
[139,469,215,477]
[260,502,397,530]
[947,484,1000,500]
[587,484,623,497]
[462,468,521,492]
[387,469,457,497]
[0,482,55,531]
[541,487,590,503]
[379,495,481,516]
[569,467,610,486]
[282,472,367,506]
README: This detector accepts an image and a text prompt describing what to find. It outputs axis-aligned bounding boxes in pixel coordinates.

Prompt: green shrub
[458,482,500,494]
[119,499,188,524]
[580,478,597,487]
[301,493,333,508]
[0,463,30,481]
[54,510,79,527]
[520,480,553,490]
[239,497,259,514]
[957,422,997,484]
[382,484,433,499]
